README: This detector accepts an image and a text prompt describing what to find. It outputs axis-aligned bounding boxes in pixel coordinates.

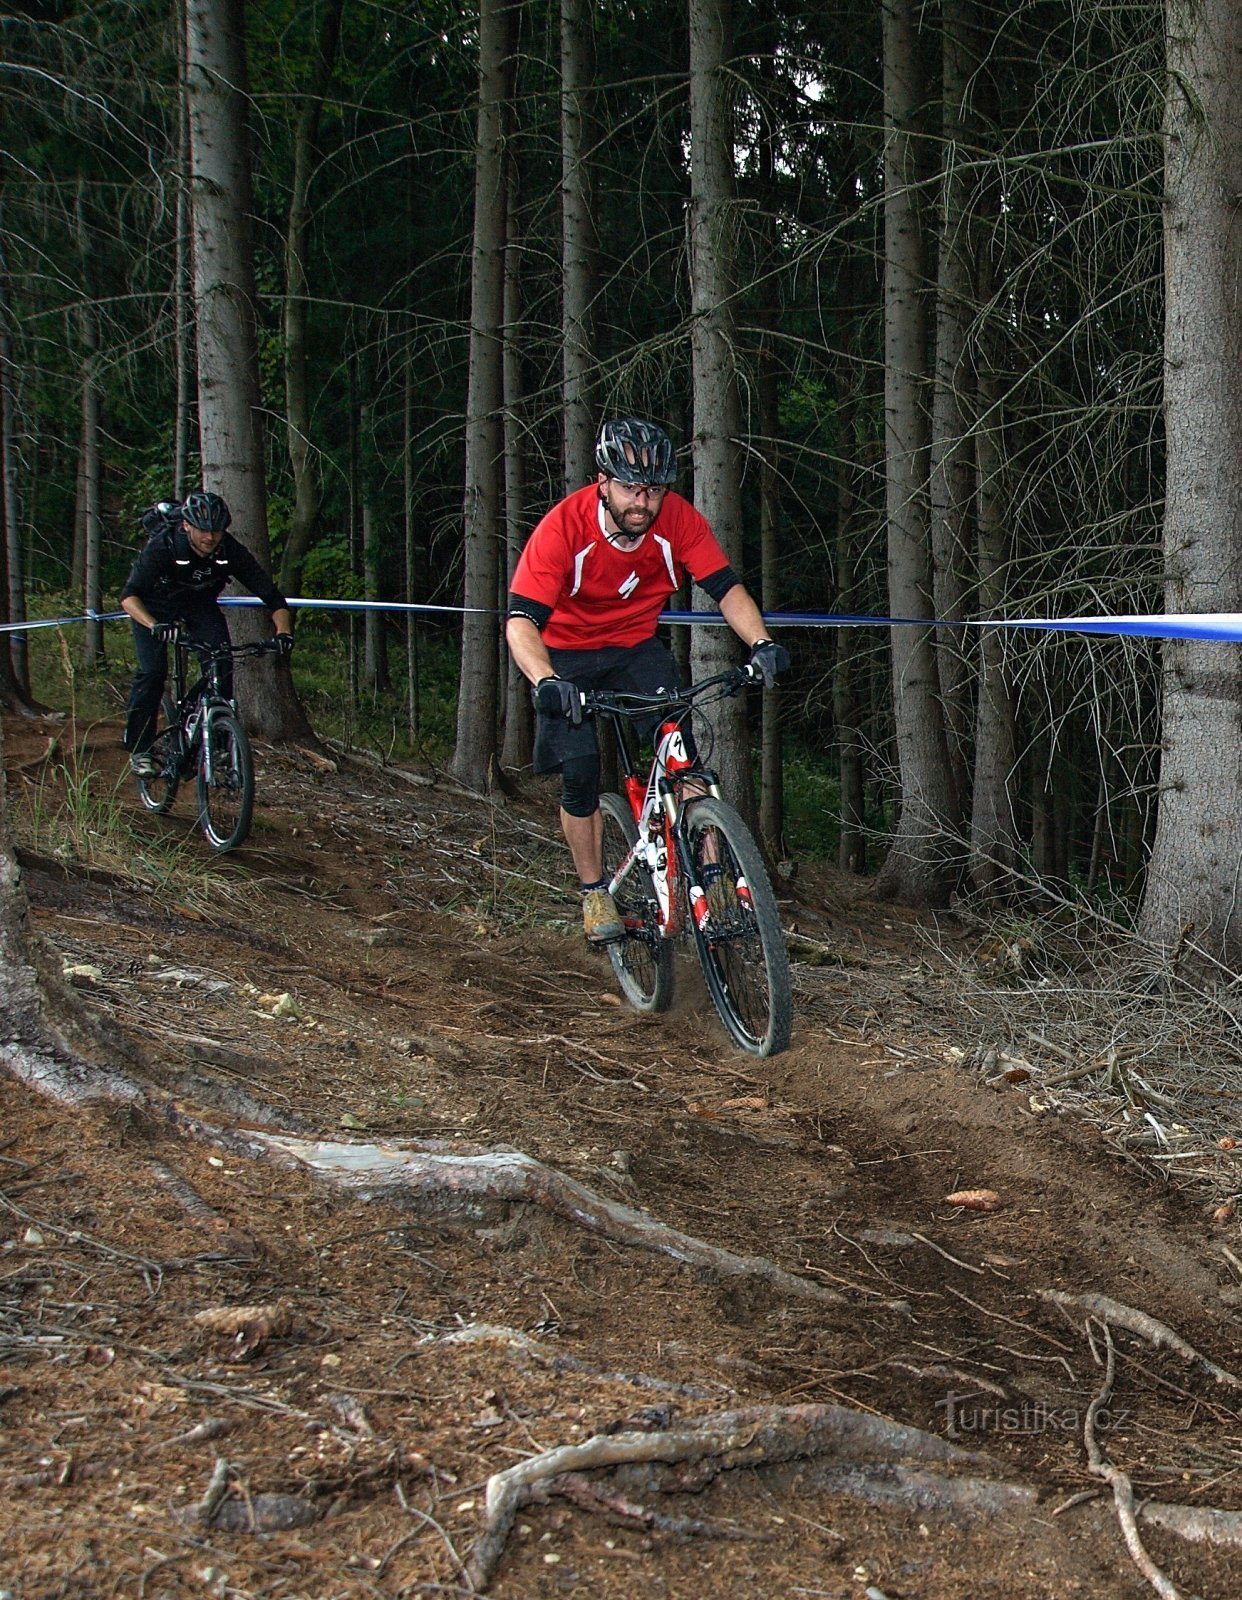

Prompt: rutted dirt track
[4,712,1242,1599]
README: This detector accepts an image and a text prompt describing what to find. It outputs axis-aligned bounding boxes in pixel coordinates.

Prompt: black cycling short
[532,636,683,778]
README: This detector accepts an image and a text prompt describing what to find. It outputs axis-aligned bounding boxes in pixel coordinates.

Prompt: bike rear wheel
[599,791,673,1013]
[683,797,792,1056]
[135,693,182,814]
[196,707,254,851]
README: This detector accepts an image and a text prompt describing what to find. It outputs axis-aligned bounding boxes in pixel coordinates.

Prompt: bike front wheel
[683,797,792,1056]
[599,792,674,1013]
[196,707,254,852]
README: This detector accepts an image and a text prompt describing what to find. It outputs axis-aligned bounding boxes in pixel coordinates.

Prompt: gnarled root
[463,1401,1005,1591]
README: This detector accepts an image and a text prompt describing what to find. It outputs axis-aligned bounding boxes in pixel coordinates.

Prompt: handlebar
[579,662,763,720]
[173,633,285,660]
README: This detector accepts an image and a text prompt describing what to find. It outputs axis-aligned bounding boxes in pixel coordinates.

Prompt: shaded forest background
[1,0,1237,955]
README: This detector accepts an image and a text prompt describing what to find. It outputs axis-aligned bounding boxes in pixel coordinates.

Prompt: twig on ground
[1082,1321,1183,1600]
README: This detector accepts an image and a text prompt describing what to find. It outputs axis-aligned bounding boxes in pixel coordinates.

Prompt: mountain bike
[581,663,793,1057]
[134,631,280,852]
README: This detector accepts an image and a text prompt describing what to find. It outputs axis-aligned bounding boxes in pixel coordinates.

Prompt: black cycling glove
[274,633,295,657]
[151,621,180,643]
[749,638,790,688]
[535,675,583,725]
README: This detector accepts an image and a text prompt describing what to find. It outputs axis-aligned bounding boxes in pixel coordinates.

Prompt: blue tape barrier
[7,598,1242,644]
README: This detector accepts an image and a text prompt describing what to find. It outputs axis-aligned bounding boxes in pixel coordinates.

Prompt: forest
[2,0,1241,959]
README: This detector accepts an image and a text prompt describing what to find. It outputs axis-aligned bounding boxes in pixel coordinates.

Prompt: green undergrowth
[14,747,247,916]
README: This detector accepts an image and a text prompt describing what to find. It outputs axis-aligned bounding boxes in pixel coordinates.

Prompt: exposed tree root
[255,1133,851,1307]
[1081,1320,1183,1600]
[2,1044,853,1315]
[463,1402,997,1591]
[1039,1288,1242,1389]
[1138,1503,1242,1547]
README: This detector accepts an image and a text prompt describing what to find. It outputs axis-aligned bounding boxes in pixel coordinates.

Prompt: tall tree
[451,0,512,792]
[279,0,346,596]
[1139,0,1242,960]
[0,219,28,706]
[560,0,596,488]
[687,0,751,810]
[872,0,959,905]
[185,0,312,741]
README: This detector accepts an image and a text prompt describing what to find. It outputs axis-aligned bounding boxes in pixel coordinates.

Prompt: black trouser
[124,603,231,754]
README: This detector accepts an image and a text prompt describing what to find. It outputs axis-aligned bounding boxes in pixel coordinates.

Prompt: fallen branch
[1039,1289,1241,1389]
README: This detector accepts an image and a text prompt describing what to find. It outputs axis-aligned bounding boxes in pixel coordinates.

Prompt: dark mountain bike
[581,663,793,1057]
[134,631,280,852]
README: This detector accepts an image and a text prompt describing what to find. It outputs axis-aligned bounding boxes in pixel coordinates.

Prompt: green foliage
[289,623,460,764]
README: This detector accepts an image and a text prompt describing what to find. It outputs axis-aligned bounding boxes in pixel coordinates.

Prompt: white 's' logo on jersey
[618,571,639,598]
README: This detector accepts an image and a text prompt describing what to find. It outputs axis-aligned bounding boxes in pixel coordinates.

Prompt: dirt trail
[3,712,1241,1599]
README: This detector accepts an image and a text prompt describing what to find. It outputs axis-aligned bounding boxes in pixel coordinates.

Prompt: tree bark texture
[0,222,28,704]
[451,0,511,792]
[687,0,752,816]
[185,0,311,741]
[77,179,104,668]
[929,0,977,815]
[968,356,1020,894]
[279,0,344,596]
[1139,0,1242,960]
[0,718,143,1102]
[872,0,960,907]
[501,166,533,771]
[560,0,597,490]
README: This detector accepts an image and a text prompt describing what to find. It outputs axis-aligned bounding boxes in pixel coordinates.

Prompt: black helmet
[182,489,232,532]
[595,418,678,486]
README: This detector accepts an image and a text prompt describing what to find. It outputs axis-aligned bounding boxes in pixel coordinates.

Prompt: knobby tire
[135,691,182,815]
[599,791,673,1013]
[196,708,254,852]
[683,797,792,1056]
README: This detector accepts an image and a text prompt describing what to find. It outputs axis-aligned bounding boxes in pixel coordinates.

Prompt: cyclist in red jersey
[507,417,789,944]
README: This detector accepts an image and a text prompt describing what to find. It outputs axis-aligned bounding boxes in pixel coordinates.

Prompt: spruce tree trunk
[0,225,29,704]
[77,179,104,669]
[279,0,344,596]
[404,354,420,744]
[185,0,312,742]
[872,0,959,906]
[687,0,751,814]
[1139,0,1242,961]
[561,0,596,489]
[501,168,532,771]
[451,0,511,792]
[173,17,192,499]
[79,359,103,668]
[968,359,1019,894]
[929,0,977,815]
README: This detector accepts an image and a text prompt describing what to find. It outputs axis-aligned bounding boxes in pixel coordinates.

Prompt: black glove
[274,633,295,657]
[749,638,790,688]
[150,621,179,643]
[535,675,583,725]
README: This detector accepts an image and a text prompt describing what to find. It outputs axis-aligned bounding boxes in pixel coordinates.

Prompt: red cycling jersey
[510,484,732,650]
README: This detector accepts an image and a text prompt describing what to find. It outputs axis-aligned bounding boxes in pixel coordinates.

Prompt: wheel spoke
[685,799,791,1056]
[599,793,673,1013]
